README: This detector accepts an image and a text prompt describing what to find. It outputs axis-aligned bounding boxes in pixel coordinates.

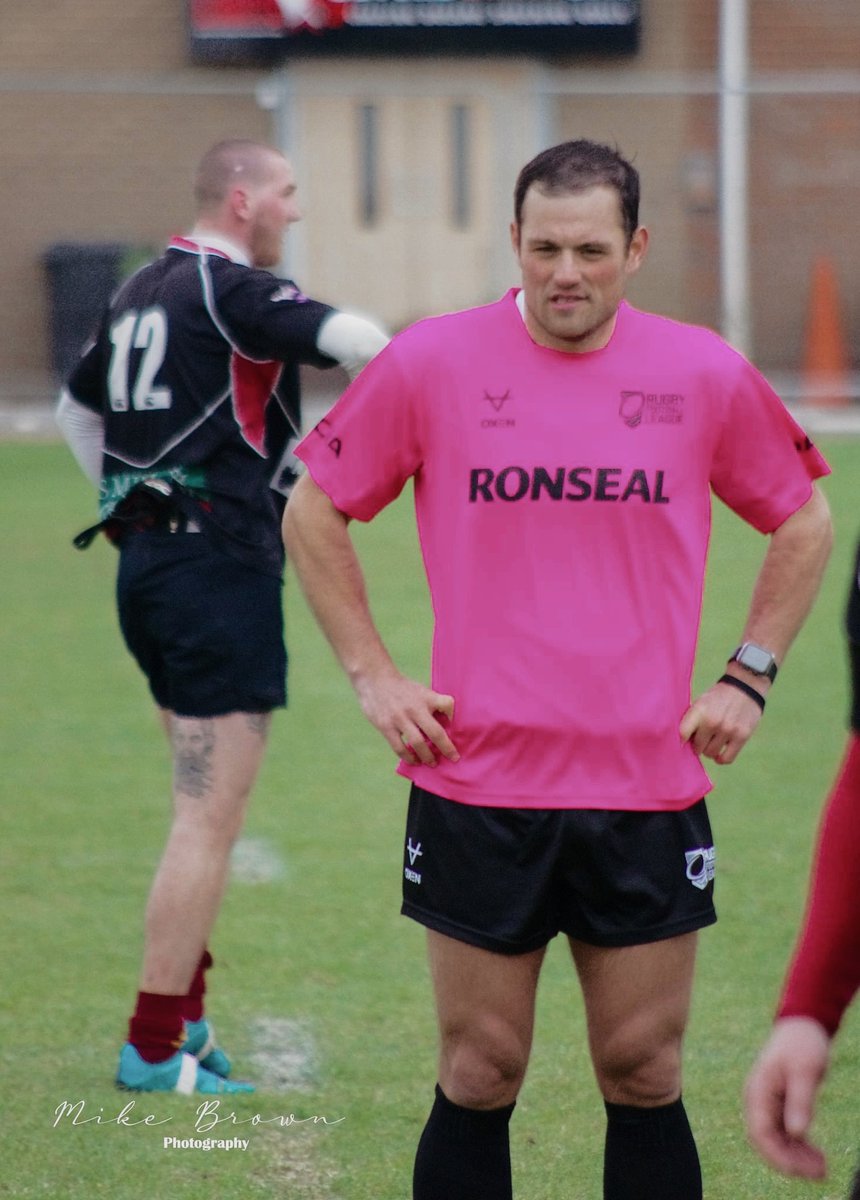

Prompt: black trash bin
[43,242,126,379]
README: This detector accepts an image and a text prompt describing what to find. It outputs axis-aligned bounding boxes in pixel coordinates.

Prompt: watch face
[739,644,772,674]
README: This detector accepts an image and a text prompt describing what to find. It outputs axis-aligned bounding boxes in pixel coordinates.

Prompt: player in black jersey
[56,138,388,1094]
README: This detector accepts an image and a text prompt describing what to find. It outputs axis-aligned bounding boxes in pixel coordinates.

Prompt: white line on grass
[230,836,287,885]
[250,1125,340,1200]
[245,1019,340,1198]
[247,1016,320,1093]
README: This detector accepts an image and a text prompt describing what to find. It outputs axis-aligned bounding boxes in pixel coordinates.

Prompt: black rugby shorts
[116,531,286,718]
[401,785,716,954]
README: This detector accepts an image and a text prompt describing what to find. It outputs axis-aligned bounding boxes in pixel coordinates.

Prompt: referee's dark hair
[513,140,640,246]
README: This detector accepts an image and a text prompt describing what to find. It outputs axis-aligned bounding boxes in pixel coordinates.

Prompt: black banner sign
[188,0,640,61]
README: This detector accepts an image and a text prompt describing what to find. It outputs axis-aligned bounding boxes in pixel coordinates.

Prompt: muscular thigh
[427,930,545,1108]
[570,932,699,1105]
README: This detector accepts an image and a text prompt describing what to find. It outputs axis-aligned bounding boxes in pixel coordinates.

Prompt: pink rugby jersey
[296,291,829,810]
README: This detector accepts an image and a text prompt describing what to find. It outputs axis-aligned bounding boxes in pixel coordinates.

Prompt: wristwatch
[729,642,778,682]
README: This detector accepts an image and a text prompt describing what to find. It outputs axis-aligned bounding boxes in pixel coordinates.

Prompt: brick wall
[0,1,270,376]
[0,0,187,72]
[0,0,857,377]
[751,0,860,70]
[678,0,859,370]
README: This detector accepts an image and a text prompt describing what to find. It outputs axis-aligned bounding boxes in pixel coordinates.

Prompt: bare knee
[592,1023,684,1107]
[440,1013,529,1110]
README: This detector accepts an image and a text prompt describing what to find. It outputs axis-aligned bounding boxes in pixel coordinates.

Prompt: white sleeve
[315,311,390,380]
[55,390,104,486]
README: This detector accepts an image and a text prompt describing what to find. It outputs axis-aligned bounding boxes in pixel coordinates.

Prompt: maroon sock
[128,992,186,1063]
[183,950,214,1023]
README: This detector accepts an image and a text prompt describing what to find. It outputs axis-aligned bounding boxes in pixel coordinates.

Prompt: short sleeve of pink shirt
[295,293,830,811]
[706,346,829,532]
[296,338,424,522]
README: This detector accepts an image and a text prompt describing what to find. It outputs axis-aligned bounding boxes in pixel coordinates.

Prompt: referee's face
[247,154,302,268]
[511,184,647,354]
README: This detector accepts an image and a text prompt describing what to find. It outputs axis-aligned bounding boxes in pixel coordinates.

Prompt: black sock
[604,1097,702,1200]
[413,1083,516,1200]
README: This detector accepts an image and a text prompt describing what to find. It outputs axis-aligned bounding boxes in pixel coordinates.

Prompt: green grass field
[1,437,857,1199]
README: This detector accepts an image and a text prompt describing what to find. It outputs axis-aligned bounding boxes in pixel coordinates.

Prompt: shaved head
[194,139,285,212]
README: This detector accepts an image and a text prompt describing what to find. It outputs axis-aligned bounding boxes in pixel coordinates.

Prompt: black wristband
[717,673,766,712]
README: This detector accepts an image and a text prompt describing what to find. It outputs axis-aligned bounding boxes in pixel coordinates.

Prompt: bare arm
[680,486,832,764]
[283,472,459,767]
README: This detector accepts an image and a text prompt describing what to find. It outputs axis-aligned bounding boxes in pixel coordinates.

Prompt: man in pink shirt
[745,540,860,1196]
[284,140,833,1199]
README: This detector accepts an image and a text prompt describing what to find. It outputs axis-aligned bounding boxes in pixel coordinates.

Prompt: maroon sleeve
[777,734,860,1035]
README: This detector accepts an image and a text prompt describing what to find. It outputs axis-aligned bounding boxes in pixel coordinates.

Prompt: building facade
[0,0,857,386]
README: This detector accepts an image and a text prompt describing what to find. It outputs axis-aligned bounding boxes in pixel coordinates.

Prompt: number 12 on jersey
[108,307,172,411]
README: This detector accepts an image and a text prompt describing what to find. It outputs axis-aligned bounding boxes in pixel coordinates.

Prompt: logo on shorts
[405,838,423,884]
[685,847,715,891]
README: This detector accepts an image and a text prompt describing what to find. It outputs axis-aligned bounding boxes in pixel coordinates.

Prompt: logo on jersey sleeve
[620,391,685,428]
[310,415,342,458]
[270,283,309,304]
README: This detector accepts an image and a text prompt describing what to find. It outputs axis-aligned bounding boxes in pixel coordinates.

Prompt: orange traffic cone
[802,256,849,407]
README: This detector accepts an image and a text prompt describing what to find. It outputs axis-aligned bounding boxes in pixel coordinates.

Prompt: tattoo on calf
[172,720,216,798]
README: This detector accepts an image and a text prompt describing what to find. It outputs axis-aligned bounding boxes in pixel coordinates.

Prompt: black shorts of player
[401,785,716,954]
[116,530,286,718]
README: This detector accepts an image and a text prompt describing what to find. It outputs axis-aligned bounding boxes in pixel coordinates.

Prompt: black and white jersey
[66,236,338,575]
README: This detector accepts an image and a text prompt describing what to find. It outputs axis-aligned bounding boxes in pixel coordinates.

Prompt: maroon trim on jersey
[231,353,282,454]
[168,236,232,260]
